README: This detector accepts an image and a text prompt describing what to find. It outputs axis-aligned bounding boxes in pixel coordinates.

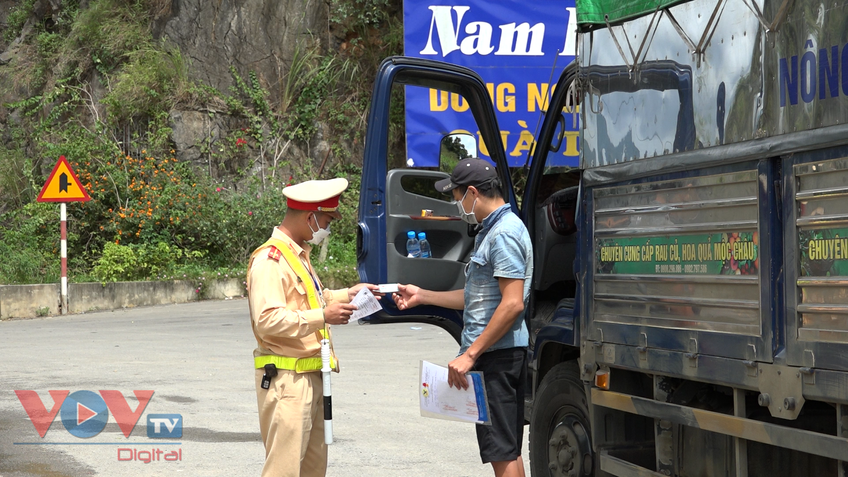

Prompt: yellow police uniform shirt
[247,227,350,360]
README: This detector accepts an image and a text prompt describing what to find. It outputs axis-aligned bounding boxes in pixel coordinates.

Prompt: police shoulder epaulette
[267,246,282,262]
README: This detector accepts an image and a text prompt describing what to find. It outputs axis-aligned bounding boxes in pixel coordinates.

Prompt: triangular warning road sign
[37,155,91,202]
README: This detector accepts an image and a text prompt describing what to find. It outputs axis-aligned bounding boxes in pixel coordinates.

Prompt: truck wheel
[530,361,594,477]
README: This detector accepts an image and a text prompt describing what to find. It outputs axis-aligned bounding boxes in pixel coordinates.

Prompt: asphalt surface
[0,299,531,476]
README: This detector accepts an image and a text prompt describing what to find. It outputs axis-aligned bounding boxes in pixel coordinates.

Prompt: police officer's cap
[283,178,348,219]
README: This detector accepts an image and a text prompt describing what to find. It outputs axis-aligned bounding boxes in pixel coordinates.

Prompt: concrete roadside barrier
[0,284,60,319]
[0,278,245,319]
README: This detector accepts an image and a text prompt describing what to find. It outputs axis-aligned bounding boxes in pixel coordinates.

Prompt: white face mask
[456,189,479,225]
[307,214,331,245]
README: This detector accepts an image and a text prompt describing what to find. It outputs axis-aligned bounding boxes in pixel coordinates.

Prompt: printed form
[349,287,383,321]
[419,361,490,425]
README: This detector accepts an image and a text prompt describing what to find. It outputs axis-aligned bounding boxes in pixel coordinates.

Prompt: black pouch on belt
[261,363,278,389]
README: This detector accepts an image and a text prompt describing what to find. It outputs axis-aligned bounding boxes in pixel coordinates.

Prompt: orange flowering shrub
[3,147,354,284]
[69,151,288,276]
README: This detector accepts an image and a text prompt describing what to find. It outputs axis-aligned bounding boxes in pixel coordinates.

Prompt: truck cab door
[357,57,516,342]
[384,168,471,292]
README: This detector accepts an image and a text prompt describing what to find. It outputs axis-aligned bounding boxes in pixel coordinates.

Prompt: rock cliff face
[153,0,334,170]
[0,1,18,42]
[1,0,348,174]
[152,0,329,107]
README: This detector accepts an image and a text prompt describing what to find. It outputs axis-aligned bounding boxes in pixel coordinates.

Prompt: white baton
[321,338,333,445]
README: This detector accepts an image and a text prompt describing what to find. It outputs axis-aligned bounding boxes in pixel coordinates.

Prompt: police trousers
[255,368,326,477]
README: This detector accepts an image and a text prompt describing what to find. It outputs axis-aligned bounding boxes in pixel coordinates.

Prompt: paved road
[0,299,531,476]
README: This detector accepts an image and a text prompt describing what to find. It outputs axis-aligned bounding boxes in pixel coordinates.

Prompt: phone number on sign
[654,264,709,274]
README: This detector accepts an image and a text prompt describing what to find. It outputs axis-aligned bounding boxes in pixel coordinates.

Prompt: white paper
[419,361,490,425]
[377,283,399,294]
[349,287,382,321]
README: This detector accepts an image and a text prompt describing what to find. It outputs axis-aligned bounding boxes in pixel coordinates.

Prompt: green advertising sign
[800,228,848,277]
[596,232,759,275]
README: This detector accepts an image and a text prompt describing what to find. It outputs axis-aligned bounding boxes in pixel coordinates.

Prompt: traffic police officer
[247,177,377,477]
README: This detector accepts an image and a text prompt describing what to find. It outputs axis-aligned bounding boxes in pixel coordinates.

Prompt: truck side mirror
[440,133,477,173]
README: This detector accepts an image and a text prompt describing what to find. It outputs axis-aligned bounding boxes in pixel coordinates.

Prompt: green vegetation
[3,0,37,43]
[0,202,60,284]
[0,0,404,287]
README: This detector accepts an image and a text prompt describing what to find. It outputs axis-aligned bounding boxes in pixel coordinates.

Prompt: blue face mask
[456,189,478,225]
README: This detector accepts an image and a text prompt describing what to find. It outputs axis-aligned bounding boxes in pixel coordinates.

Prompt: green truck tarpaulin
[576,0,691,29]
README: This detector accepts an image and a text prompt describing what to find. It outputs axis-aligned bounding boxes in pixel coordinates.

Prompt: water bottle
[418,232,431,258]
[406,231,420,258]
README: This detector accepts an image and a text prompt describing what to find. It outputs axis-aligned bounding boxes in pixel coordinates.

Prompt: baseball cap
[434,158,498,193]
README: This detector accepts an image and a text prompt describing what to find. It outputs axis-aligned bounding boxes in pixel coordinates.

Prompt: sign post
[36,155,91,315]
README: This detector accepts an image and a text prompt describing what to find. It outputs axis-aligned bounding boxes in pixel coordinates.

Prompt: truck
[355,0,848,476]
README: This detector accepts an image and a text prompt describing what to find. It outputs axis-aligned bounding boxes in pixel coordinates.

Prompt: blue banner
[403,0,578,168]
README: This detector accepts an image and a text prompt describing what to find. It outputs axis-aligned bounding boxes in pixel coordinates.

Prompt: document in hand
[419,360,491,425]
[349,287,383,321]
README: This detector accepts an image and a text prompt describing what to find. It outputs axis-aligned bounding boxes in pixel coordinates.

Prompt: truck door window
[399,175,452,202]
[390,84,491,201]
[399,133,477,202]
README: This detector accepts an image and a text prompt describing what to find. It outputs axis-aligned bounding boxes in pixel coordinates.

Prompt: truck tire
[530,361,594,477]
